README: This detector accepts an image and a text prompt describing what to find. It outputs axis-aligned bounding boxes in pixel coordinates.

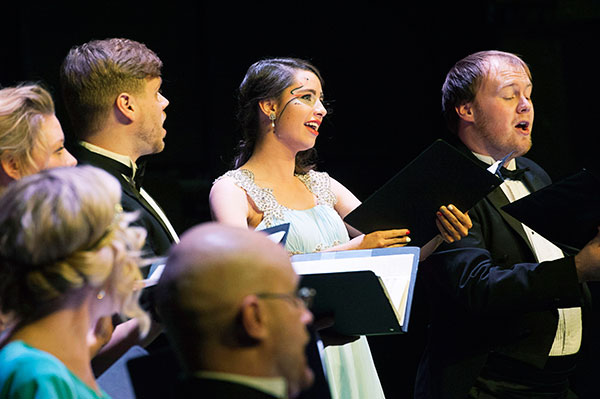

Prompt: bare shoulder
[209,174,250,226]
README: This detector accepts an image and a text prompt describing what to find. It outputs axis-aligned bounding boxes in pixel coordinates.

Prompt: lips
[304,120,321,136]
[514,121,531,134]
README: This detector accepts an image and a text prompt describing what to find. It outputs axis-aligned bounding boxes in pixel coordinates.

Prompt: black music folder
[502,168,600,250]
[258,223,290,246]
[292,247,420,336]
[343,139,502,247]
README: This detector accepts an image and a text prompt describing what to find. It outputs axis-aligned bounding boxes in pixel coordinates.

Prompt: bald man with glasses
[154,222,316,399]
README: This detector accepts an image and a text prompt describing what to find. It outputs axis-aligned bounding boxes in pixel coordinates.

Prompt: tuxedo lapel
[72,144,174,241]
[518,158,547,193]
[446,140,536,253]
[485,187,535,254]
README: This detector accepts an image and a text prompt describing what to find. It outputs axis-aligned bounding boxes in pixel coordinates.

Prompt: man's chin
[288,366,315,399]
[514,139,532,158]
[153,140,166,154]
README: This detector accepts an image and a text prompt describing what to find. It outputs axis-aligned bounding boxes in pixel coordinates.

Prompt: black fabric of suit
[175,377,280,398]
[414,139,590,399]
[71,143,175,266]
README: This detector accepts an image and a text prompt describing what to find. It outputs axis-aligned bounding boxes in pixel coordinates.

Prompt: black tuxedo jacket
[415,141,590,399]
[175,377,279,398]
[71,144,176,266]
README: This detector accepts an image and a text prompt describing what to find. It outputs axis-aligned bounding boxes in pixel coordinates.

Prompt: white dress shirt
[474,152,581,356]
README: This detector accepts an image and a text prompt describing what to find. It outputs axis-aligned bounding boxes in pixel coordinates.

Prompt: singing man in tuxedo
[415,50,600,399]
[60,38,178,262]
[154,222,316,399]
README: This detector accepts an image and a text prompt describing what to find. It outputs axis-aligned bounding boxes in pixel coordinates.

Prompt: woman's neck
[243,139,298,182]
[11,296,101,392]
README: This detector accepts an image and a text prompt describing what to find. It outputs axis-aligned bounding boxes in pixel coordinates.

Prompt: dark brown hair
[234,57,324,174]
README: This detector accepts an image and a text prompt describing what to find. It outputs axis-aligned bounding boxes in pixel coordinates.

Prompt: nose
[64,149,78,167]
[314,99,327,118]
[517,95,532,114]
[302,307,314,325]
[160,93,169,109]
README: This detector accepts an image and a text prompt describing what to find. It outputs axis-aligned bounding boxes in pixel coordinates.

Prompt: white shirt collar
[193,370,287,398]
[472,151,517,171]
[79,141,138,175]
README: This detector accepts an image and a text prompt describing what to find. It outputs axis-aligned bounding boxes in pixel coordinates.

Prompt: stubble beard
[474,112,532,160]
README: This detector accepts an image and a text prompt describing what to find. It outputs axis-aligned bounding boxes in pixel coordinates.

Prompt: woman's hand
[356,229,411,250]
[435,204,472,243]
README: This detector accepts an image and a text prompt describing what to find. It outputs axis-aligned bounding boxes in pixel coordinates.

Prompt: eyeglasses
[256,287,316,309]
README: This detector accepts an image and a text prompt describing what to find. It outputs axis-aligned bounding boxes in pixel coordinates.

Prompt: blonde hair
[0,83,55,176]
[0,165,150,336]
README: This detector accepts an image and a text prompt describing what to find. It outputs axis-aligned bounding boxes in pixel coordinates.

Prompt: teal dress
[0,341,110,399]
[216,169,386,399]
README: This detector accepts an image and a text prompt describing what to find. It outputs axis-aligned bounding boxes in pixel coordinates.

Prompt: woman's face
[30,114,77,174]
[272,69,327,152]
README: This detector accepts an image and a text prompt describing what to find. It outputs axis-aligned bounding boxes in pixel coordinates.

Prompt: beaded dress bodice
[215,168,350,254]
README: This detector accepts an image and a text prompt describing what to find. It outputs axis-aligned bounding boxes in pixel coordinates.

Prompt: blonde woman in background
[0,83,78,334]
[0,83,77,191]
[0,165,150,399]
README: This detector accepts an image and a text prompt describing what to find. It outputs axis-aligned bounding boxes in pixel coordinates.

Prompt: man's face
[135,77,169,156]
[264,266,314,397]
[468,58,534,160]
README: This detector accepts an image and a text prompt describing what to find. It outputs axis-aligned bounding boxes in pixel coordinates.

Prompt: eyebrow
[51,139,65,152]
[499,82,532,90]
[291,87,324,99]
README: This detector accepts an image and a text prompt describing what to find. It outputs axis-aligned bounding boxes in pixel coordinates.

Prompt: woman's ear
[258,99,277,119]
[1,156,22,180]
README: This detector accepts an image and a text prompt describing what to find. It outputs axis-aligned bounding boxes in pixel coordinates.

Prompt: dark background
[3,1,599,235]
[3,1,600,397]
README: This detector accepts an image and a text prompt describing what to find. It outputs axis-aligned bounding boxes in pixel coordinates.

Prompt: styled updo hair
[0,165,150,335]
[0,83,56,178]
[234,57,324,174]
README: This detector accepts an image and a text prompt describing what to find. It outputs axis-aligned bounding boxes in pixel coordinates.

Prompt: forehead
[481,57,532,92]
[290,70,322,92]
[39,114,64,144]
[143,76,162,91]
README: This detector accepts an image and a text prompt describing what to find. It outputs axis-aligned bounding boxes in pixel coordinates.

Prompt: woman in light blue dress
[209,57,472,399]
[0,166,150,399]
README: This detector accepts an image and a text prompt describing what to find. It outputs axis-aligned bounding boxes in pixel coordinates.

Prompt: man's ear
[456,102,475,123]
[1,156,22,180]
[115,93,136,122]
[239,295,269,341]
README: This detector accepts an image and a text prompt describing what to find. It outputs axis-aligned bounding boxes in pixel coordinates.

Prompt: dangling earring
[269,112,276,128]
[97,290,106,300]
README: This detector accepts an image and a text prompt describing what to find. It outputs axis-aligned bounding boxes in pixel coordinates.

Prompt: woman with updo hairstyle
[0,82,77,192]
[0,165,150,399]
[210,57,473,399]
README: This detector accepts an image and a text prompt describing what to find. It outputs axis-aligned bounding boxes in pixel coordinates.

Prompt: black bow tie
[132,160,146,191]
[497,166,529,181]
